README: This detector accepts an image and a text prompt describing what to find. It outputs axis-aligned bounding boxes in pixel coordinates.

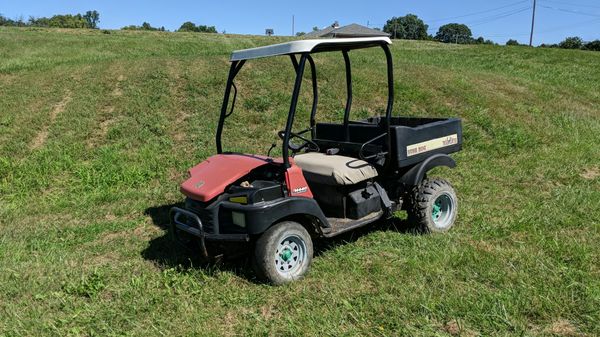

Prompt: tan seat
[294,152,378,185]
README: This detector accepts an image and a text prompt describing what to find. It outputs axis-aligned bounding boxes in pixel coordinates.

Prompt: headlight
[231,212,246,228]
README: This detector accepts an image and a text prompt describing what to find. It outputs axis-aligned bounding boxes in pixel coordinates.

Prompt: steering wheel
[278,129,320,155]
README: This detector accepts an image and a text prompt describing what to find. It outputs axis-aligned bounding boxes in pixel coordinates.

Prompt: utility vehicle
[170,37,462,285]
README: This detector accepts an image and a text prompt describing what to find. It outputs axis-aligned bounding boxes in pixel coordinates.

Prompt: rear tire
[407,178,458,233]
[253,221,313,285]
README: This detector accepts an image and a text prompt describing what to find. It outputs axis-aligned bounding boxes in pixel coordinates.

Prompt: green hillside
[1,27,599,336]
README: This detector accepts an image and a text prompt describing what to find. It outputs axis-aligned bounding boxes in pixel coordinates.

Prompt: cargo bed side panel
[391,118,462,167]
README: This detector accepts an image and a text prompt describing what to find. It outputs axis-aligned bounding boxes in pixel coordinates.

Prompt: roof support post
[382,44,394,122]
[290,55,299,71]
[382,44,394,167]
[283,54,308,167]
[307,55,318,138]
[216,60,245,153]
[342,50,352,142]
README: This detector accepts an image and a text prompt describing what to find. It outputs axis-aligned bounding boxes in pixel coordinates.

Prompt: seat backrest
[315,123,386,144]
[314,122,387,160]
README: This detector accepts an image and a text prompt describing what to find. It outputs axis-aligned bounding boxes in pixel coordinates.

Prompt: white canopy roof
[230,37,392,61]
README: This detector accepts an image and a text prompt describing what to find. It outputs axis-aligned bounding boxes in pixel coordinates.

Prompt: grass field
[1,27,599,336]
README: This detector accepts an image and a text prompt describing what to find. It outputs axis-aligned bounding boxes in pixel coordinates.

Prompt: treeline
[382,14,599,51]
[540,37,600,52]
[383,14,495,45]
[121,22,166,31]
[0,10,218,34]
[0,11,99,29]
[121,21,217,33]
[506,36,600,51]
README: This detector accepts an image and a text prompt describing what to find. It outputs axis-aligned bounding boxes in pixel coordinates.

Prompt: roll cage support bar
[215,43,394,168]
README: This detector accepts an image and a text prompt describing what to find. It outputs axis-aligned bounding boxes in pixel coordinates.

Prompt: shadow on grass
[313,217,416,257]
[141,203,416,283]
[142,202,256,280]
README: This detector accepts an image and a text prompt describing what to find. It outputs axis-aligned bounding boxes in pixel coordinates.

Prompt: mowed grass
[0,27,599,336]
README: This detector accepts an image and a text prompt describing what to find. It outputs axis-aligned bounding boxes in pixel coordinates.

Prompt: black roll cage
[216,42,394,168]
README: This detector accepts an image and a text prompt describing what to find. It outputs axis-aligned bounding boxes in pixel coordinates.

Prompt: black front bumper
[169,207,249,258]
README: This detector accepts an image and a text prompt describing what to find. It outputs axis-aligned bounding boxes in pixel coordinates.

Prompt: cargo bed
[313,116,462,168]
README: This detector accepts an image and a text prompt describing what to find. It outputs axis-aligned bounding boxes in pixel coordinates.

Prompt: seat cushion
[294,152,378,185]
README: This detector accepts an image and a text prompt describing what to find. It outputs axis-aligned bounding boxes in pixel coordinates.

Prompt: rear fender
[399,154,456,186]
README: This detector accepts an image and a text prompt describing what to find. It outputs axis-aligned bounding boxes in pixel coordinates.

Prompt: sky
[2,0,599,45]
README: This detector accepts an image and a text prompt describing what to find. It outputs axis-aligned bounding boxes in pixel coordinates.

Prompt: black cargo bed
[313,116,462,168]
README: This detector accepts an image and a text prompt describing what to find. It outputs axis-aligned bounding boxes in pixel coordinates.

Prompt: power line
[540,0,600,10]
[485,17,600,38]
[426,0,530,23]
[369,1,532,28]
[468,6,533,26]
[539,4,600,17]
[428,5,532,31]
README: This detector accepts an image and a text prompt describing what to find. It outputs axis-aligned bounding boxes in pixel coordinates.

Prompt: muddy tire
[407,178,458,233]
[253,221,313,285]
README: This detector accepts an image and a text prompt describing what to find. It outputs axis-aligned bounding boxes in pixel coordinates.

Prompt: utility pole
[529,0,537,46]
[292,15,295,36]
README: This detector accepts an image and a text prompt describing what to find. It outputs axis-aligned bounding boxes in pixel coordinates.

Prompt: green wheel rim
[431,192,455,229]
[274,235,307,277]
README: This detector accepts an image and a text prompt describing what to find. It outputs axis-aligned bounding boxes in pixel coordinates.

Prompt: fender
[221,197,330,235]
[400,154,456,186]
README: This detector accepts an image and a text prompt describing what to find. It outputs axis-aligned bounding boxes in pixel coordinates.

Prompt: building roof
[304,26,337,38]
[230,37,392,61]
[305,23,390,38]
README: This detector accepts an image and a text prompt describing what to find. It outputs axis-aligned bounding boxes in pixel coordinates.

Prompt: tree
[584,40,600,51]
[0,14,16,26]
[121,22,164,31]
[559,36,583,49]
[83,10,100,29]
[1,11,100,29]
[177,21,217,33]
[295,32,306,36]
[506,39,520,46]
[47,14,88,28]
[197,25,217,33]
[435,23,472,44]
[383,14,428,40]
[178,21,197,32]
[312,26,319,31]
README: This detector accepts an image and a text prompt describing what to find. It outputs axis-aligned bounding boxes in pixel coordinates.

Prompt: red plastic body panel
[285,158,313,198]
[181,154,274,202]
[180,154,313,202]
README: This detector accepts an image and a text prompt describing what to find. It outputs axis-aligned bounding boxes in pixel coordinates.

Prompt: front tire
[407,178,458,233]
[253,221,313,285]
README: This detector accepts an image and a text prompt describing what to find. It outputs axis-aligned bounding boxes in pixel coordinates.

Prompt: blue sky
[2,0,599,44]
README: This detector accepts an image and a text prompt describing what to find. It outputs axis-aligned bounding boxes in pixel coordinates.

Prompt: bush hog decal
[285,163,313,198]
[407,134,458,157]
[293,186,308,194]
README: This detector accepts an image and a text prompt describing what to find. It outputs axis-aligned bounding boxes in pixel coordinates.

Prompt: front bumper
[169,207,249,258]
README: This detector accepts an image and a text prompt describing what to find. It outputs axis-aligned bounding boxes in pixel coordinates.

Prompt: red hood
[180,154,280,202]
